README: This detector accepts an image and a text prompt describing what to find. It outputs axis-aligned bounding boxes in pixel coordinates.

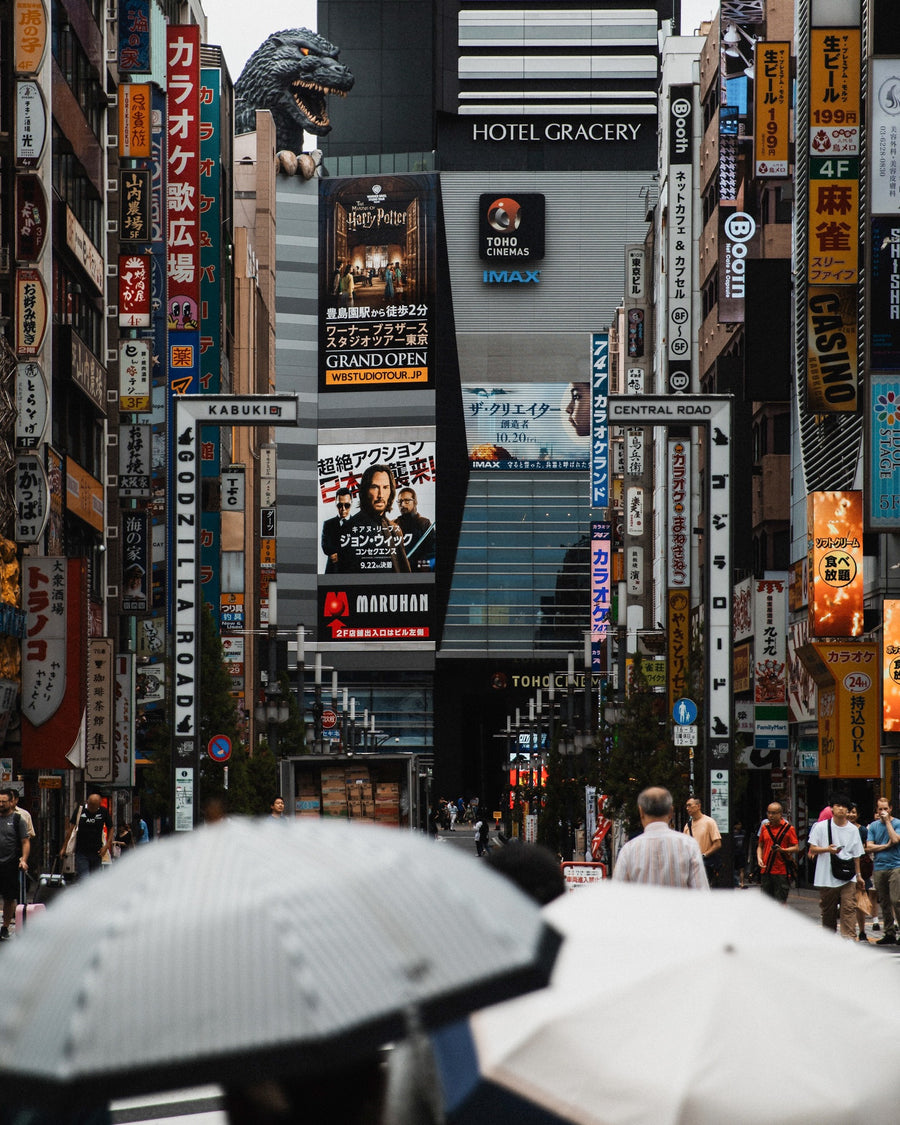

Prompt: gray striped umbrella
[0,817,559,1109]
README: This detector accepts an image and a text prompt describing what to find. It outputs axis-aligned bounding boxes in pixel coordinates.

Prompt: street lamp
[293,625,305,737]
[253,582,290,753]
[313,653,324,753]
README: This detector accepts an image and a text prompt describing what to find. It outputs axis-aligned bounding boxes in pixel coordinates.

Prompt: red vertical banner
[165,25,201,325]
[21,558,88,770]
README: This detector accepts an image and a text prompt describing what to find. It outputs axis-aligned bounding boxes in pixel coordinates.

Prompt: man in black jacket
[321,489,353,573]
[395,487,434,569]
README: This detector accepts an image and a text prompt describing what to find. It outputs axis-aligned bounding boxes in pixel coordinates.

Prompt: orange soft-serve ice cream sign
[807,491,863,637]
[883,599,900,732]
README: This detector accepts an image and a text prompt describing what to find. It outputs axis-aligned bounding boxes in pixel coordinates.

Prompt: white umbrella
[0,818,560,1108]
[444,881,900,1125]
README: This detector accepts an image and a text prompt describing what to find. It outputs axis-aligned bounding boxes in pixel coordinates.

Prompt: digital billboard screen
[317,434,436,576]
[463,383,590,470]
[319,174,438,392]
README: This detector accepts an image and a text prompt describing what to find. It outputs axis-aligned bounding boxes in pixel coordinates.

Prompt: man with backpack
[757,802,800,904]
[0,789,29,940]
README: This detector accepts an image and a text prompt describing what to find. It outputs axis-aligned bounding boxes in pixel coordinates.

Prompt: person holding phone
[808,795,865,938]
[866,797,900,945]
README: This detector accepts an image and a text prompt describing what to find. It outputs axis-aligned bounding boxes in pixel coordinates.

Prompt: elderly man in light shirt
[613,787,709,889]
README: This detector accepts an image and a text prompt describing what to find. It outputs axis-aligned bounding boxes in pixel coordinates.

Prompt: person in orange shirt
[757,802,800,904]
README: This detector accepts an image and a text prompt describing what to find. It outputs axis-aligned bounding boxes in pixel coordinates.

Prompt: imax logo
[482,269,541,284]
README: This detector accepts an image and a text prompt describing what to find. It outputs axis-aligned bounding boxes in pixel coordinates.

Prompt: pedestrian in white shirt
[807,795,865,938]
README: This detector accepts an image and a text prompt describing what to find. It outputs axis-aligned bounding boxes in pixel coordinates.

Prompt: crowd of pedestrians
[605,784,900,951]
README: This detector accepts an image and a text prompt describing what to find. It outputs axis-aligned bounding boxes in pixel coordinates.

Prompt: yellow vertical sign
[808,29,861,156]
[14,0,47,75]
[807,177,858,285]
[754,42,790,176]
[884,600,900,732]
[118,84,151,158]
[667,589,689,716]
[812,644,879,778]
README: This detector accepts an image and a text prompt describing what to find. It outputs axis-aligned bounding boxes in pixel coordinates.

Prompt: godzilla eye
[300,47,309,55]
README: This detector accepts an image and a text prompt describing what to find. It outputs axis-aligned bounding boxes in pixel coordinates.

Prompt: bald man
[613,787,709,889]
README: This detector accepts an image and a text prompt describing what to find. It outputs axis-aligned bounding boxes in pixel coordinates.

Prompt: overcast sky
[205,0,318,81]
[207,0,722,84]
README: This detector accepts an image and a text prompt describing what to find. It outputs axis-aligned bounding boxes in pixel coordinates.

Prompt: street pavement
[437,824,900,953]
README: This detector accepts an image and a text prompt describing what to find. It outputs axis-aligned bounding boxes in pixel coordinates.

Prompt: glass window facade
[444,474,591,653]
[303,673,432,750]
[52,130,104,248]
[51,5,106,143]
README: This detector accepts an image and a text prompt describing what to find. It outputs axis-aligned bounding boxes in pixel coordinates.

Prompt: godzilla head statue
[234,27,354,154]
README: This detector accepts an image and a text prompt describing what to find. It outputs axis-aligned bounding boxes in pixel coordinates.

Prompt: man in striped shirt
[613,787,709,889]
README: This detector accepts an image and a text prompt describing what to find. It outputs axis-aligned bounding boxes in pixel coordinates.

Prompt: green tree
[270,671,306,757]
[537,738,564,854]
[537,716,600,858]
[600,657,688,837]
[138,603,278,823]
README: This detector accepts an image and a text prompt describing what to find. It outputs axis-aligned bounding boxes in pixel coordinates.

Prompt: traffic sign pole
[609,394,734,889]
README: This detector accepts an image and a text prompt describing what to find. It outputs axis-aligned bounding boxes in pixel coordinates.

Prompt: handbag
[856,888,875,916]
[827,820,856,881]
[62,804,82,875]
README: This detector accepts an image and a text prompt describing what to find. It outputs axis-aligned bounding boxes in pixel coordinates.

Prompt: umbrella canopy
[443,881,900,1125]
[0,818,560,1107]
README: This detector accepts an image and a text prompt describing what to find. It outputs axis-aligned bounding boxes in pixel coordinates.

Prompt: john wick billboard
[319,174,438,392]
[317,434,436,575]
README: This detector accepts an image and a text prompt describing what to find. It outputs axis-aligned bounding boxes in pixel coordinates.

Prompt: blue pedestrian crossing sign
[208,734,232,762]
[673,698,697,726]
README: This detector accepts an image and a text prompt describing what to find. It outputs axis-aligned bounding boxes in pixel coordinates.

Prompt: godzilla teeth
[291,80,348,97]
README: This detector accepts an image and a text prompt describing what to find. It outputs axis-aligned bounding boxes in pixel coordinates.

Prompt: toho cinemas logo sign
[319,585,433,641]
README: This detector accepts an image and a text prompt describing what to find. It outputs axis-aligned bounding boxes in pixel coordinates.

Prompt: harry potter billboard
[319,174,438,392]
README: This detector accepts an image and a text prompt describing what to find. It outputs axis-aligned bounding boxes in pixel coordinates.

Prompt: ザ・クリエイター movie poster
[319,175,438,392]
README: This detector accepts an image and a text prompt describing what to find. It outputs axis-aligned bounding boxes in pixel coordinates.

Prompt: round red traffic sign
[207,734,232,762]
[322,709,338,730]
